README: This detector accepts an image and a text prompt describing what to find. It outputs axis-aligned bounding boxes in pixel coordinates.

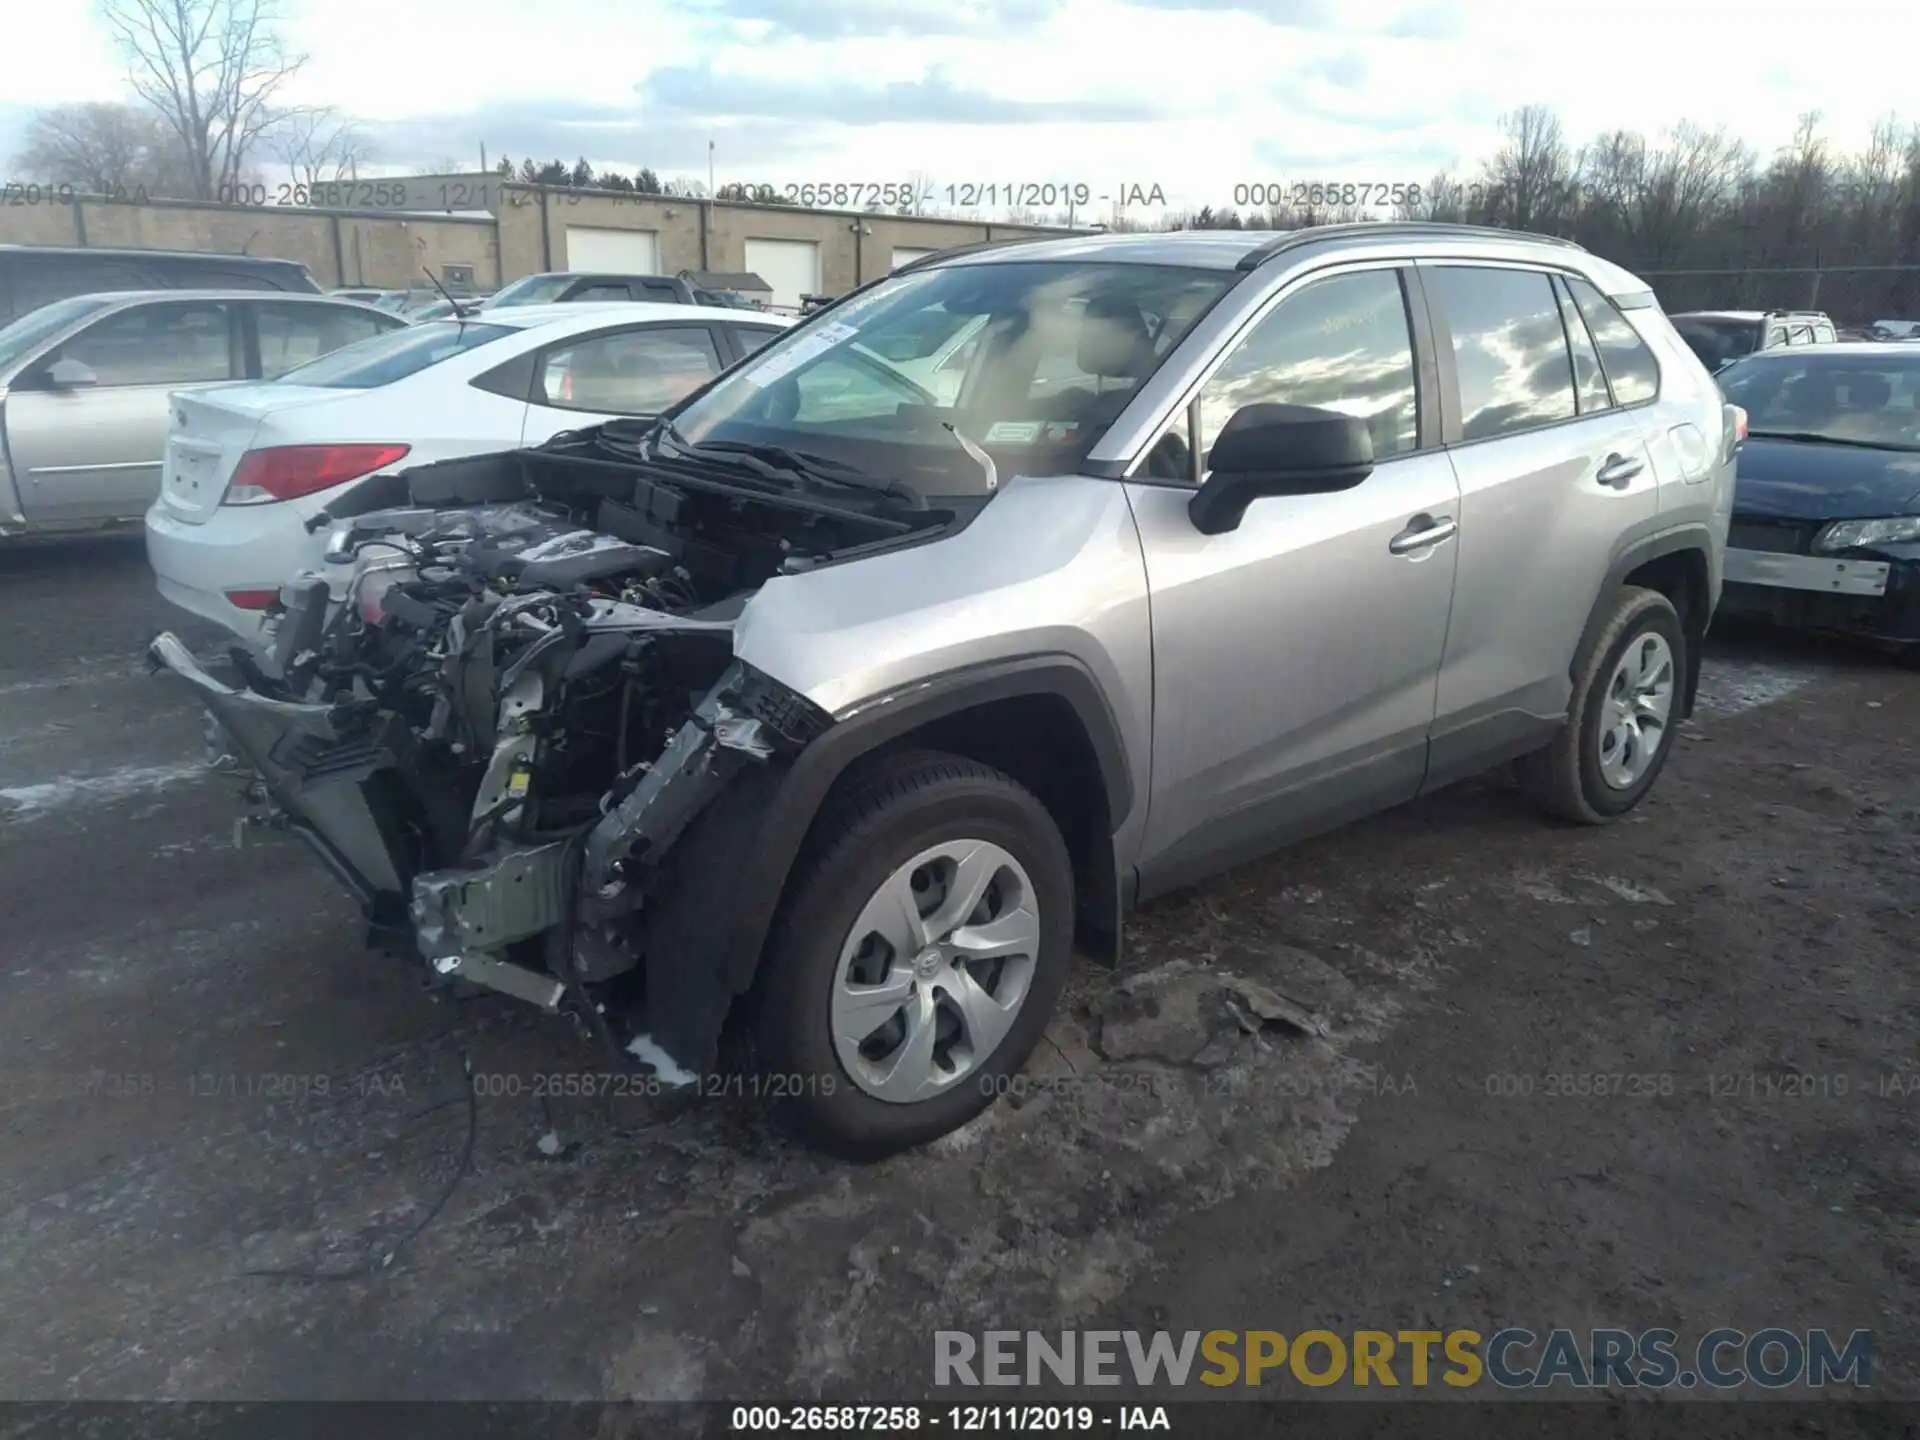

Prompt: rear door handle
[1596,452,1644,489]
[1389,515,1458,555]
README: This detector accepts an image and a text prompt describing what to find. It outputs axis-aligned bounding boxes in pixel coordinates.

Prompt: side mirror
[46,357,99,389]
[1188,403,1375,536]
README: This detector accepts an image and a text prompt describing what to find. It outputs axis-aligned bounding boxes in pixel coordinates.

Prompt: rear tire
[751,750,1075,1161]
[1518,586,1684,824]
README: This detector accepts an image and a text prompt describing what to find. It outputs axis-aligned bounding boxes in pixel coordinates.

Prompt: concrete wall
[0,195,499,289]
[491,184,1074,295]
[0,184,1082,298]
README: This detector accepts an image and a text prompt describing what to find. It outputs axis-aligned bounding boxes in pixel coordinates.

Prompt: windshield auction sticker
[742,321,859,387]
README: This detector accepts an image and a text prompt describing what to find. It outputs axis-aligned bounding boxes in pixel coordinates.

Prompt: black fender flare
[1571,523,1716,716]
[718,654,1134,996]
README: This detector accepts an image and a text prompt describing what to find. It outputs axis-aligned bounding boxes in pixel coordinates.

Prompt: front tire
[1518,586,1684,824]
[752,750,1076,1161]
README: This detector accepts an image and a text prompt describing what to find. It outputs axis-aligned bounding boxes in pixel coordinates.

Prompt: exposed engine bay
[149,426,963,1081]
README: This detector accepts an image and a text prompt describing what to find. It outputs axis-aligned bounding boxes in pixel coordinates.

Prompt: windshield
[482,274,576,309]
[0,295,116,373]
[276,319,517,389]
[668,260,1234,490]
[1718,354,1920,451]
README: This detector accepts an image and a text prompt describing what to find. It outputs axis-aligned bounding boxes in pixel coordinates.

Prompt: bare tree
[100,0,308,200]
[266,106,370,189]
[10,101,194,195]
[1481,104,1576,230]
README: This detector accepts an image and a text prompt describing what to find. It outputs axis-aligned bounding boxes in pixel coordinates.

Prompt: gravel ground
[1,535,1914,1418]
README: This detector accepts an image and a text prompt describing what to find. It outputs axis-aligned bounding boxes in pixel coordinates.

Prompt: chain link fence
[1601,249,1920,322]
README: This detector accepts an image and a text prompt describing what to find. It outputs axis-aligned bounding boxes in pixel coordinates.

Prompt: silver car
[152,223,1735,1159]
[0,290,405,537]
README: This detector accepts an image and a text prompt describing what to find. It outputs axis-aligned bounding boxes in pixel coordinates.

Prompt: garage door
[565,227,659,272]
[745,239,821,311]
[891,247,935,270]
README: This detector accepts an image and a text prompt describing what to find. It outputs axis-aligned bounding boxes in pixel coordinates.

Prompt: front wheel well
[1619,547,1710,718]
[831,694,1118,958]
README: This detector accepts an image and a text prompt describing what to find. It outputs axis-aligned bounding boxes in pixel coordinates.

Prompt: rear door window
[255,301,398,378]
[733,326,783,357]
[1426,265,1577,441]
[538,325,723,413]
[1552,276,1613,414]
[278,319,518,388]
[12,258,158,317]
[1564,277,1661,406]
[1788,324,1815,345]
[60,301,235,386]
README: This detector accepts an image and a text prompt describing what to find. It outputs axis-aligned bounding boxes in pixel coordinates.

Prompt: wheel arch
[1573,527,1714,721]
[724,655,1132,993]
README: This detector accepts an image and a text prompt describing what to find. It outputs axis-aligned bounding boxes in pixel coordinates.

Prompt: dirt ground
[1,535,1914,1416]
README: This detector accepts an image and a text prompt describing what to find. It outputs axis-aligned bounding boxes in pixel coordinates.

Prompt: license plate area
[165,440,221,498]
[1724,548,1891,597]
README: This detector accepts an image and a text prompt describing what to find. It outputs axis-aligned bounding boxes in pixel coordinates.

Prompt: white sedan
[145,301,789,644]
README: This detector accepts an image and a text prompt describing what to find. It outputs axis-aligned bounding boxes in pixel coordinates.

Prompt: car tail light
[222,444,412,505]
[225,589,279,610]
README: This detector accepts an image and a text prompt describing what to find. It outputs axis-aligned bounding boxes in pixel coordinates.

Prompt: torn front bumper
[152,633,834,1076]
[148,633,409,908]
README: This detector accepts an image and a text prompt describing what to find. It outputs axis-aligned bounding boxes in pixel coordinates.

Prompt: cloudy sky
[0,0,1905,221]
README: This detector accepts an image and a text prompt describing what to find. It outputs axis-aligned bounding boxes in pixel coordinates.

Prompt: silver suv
[152,223,1736,1159]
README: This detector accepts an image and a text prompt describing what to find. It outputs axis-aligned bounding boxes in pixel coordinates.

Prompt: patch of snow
[1691,659,1817,719]
[1595,876,1675,906]
[0,760,209,819]
[626,1033,697,1087]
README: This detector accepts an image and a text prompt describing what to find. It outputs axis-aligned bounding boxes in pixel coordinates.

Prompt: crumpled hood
[1733,437,1920,520]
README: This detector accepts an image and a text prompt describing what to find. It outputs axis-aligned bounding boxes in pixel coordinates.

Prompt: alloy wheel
[1598,631,1675,790]
[830,838,1040,1103]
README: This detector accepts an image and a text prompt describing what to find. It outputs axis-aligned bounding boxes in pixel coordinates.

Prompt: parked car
[150,222,1731,1159]
[1867,319,1920,340]
[0,291,404,538]
[144,302,790,639]
[330,287,413,313]
[1670,309,1836,371]
[0,245,320,326]
[397,296,470,322]
[1713,343,1920,649]
[479,272,726,309]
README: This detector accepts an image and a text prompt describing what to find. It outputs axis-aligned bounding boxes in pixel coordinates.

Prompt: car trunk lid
[158,384,351,523]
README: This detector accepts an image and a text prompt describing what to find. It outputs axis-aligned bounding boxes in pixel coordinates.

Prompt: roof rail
[1234,221,1585,272]
[891,235,1057,276]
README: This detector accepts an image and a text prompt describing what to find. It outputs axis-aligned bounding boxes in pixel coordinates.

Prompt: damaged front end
[148,432,940,1081]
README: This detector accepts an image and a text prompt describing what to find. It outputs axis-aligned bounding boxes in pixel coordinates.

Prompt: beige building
[0,175,1087,306]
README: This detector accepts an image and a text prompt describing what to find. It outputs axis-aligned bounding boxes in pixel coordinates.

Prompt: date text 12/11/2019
[728,1405,1171,1431]
[781,182,1169,210]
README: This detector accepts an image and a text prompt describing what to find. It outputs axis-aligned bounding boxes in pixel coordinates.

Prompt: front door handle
[1389,515,1458,555]
[1596,452,1644,489]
